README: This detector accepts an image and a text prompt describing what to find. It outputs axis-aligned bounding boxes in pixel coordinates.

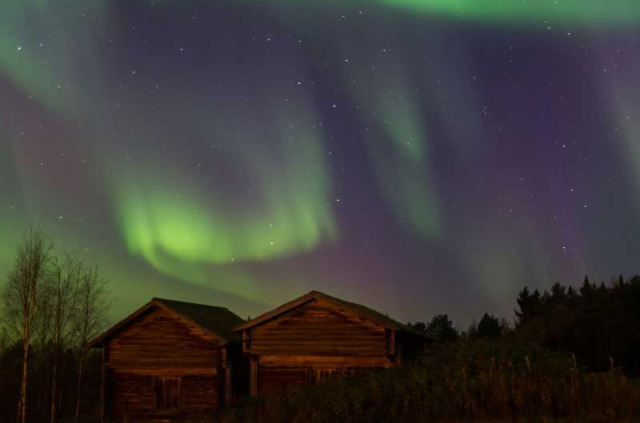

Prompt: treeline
[409,275,640,376]
[515,276,640,374]
[0,229,110,423]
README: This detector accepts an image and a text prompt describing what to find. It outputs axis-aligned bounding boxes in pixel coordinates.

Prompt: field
[214,341,640,423]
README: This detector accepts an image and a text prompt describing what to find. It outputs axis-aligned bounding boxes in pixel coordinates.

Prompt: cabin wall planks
[108,308,224,370]
[236,294,429,396]
[249,301,388,356]
[91,300,244,423]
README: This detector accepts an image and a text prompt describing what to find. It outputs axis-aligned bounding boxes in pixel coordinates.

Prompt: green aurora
[111,142,337,267]
[106,78,338,289]
[355,62,442,237]
[1,0,640,321]
[376,0,640,26]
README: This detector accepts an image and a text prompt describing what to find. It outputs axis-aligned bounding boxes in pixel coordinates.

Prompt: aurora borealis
[2,0,640,325]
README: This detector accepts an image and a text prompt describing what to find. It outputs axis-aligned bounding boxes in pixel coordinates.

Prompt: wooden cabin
[234,291,431,397]
[88,298,245,423]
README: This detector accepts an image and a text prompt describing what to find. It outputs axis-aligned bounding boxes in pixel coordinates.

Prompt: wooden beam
[394,344,403,367]
[258,355,389,368]
[243,329,251,354]
[386,329,395,356]
[249,356,258,397]
[111,367,218,376]
[225,362,232,407]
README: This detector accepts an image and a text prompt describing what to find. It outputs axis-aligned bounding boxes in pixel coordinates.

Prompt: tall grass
[217,341,640,423]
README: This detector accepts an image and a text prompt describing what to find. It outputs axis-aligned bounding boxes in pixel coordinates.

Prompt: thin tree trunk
[50,340,59,423]
[18,332,29,423]
[37,313,49,419]
[75,346,84,421]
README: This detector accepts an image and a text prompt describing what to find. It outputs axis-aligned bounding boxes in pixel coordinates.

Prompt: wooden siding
[181,375,221,413]
[258,367,310,396]
[242,298,397,396]
[248,299,388,356]
[110,372,221,421]
[108,307,223,370]
[106,306,227,422]
[111,371,155,420]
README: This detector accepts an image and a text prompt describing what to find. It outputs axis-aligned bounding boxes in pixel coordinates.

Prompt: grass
[216,341,640,423]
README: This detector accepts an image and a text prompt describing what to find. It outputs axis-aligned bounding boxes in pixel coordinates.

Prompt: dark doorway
[154,377,181,410]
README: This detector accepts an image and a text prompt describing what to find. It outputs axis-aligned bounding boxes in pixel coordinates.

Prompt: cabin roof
[88,298,245,348]
[233,291,431,340]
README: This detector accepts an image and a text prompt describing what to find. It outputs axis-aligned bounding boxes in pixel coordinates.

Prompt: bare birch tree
[74,264,110,421]
[1,228,51,423]
[34,280,53,416]
[48,254,80,423]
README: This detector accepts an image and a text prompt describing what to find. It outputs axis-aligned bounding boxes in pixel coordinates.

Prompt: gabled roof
[88,298,245,348]
[233,291,431,340]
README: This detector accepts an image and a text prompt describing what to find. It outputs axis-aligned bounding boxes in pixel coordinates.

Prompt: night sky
[2,1,640,327]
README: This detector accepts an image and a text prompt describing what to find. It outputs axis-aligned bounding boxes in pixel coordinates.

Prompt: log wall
[106,307,225,422]
[108,308,223,369]
[248,299,388,356]
[181,375,220,413]
[244,299,395,396]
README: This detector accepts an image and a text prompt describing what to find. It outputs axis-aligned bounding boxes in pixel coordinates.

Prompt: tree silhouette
[476,313,501,339]
[425,314,458,342]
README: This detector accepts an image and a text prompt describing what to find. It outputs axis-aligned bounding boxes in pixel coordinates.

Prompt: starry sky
[2,0,640,327]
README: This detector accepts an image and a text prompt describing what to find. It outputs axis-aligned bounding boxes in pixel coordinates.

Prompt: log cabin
[234,291,431,397]
[88,298,245,423]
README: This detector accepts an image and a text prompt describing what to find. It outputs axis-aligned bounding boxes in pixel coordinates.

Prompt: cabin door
[154,377,181,410]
